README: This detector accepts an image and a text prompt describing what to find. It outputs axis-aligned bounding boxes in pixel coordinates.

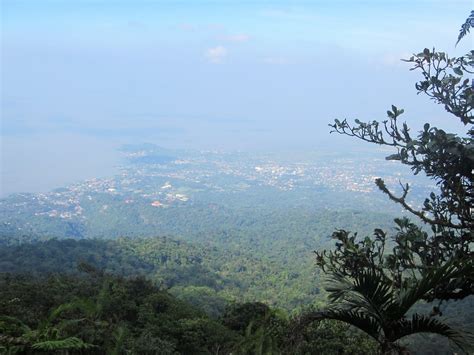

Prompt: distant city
[1,145,435,235]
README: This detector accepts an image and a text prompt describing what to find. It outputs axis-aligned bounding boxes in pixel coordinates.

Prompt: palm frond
[325,271,354,303]
[456,10,474,45]
[391,259,472,319]
[326,269,393,323]
[319,309,381,342]
[351,269,394,313]
[390,314,472,352]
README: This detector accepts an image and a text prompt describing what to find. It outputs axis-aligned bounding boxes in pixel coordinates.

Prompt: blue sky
[3,1,470,49]
[1,0,472,194]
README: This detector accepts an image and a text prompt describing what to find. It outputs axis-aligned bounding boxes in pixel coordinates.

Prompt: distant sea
[1,134,121,198]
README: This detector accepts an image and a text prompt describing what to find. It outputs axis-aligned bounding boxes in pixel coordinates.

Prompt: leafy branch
[456,10,474,45]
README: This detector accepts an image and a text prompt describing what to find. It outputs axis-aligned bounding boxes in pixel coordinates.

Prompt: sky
[1,0,473,196]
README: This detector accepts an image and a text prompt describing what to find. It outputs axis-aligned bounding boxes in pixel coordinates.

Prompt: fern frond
[31,336,95,351]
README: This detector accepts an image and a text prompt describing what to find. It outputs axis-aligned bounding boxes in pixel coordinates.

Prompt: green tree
[312,31,474,354]
[0,305,95,354]
[284,318,378,355]
[301,259,471,353]
[322,48,474,296]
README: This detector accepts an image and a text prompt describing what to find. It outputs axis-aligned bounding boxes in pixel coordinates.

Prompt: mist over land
[2,0,470,197]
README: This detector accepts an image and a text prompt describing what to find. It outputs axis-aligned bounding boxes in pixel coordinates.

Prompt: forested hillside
[0,207,394,313]
[0,270,383,354]
[1,236,472,354]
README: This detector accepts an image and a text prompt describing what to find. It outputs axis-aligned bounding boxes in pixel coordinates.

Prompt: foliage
[315,47,474,353]
[457,10,474,45]
[330,49,473,231]
[0,207,394,313]
[324,48,473,297]
[285,319,378,355]
[31,337,95,351]
[305,262,472,352]
[0,270,386,354]
[0,271,237,354]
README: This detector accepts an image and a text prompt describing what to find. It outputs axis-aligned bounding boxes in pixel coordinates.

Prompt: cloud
[221,34,250,42]
[205,46,227,63]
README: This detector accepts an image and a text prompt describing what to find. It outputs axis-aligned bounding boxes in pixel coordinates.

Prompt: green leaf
[453,67,463,76]
[390,314,472,351]
[386,154,401,161]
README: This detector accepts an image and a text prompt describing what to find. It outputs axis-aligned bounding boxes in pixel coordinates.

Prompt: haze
[1,0,471,196]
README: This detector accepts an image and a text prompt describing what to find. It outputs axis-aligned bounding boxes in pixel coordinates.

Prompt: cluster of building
[2,150,434,221]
